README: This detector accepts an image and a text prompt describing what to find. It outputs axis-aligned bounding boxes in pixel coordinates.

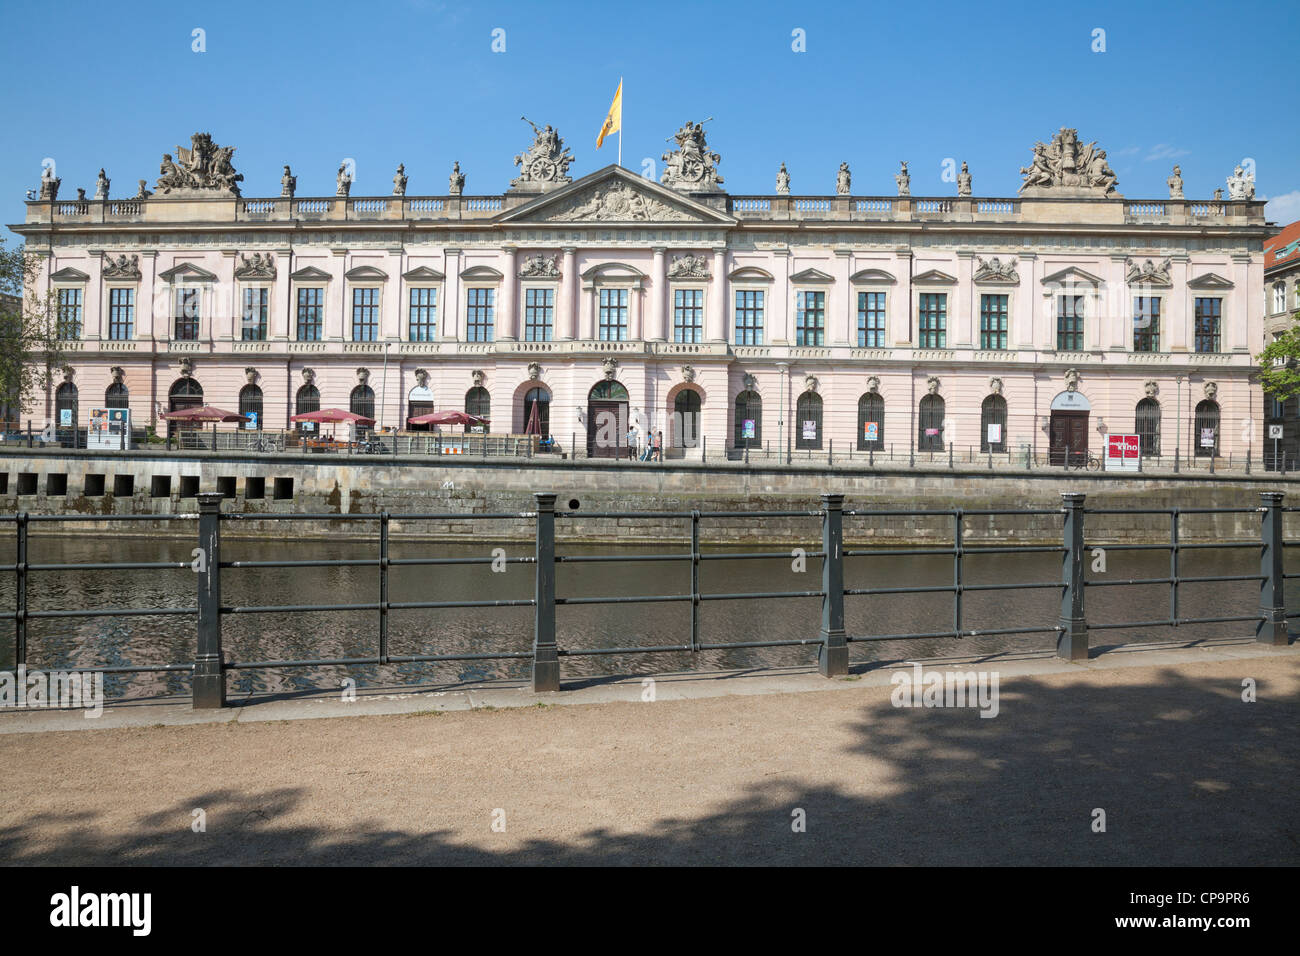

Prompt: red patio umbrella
[290,408,376,426]
[406,410,489,427]
[159,405,248,423]
[523,401,541,435]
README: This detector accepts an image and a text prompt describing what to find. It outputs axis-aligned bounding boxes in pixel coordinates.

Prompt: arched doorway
[522,386,550,438]
[294,382,320,435]
[980,394,1007,453]
[587,379,629,458]
[1135,398,1160,457]
[105,383,129,409]
[673,389,701,449]
[350,384,375,421]
[55,381,79,446]
[465,386,490,433]
[407,382,434,432]
[795,391,823,450]
[1194,399,1220,457]
[1049,390,1090,465]
[734,390,762,450]
[239,384,263,430]
[918,394,945,451]
[167,377,203,441]
[858,392,883,451]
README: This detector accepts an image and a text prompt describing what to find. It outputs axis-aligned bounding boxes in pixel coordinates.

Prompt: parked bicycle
[1065,450,1101,471]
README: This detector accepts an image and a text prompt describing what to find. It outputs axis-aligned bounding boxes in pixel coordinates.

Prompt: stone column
[498,246,518,341]
[558,247,577,339]
[708,247,727,342]
[649,247,667,341]
[442,249,461,341]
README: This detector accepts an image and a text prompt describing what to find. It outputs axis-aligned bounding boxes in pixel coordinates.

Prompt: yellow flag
[597,80,622,148]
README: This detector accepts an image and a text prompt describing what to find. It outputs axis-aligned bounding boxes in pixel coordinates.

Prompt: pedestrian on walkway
[626,424,639,461]
[654,430,663,462]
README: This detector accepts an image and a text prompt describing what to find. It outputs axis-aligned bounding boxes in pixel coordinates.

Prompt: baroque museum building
[10,123,1271,461]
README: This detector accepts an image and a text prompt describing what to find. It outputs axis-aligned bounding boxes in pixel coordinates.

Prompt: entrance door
[1049,411,1089,465]
[167,377,203,441]
[587,380,630,458]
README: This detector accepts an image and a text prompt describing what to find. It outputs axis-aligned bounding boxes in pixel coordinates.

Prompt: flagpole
[618,76,623,168]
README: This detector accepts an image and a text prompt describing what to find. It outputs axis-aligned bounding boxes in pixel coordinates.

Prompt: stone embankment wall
[0,449,1295,545]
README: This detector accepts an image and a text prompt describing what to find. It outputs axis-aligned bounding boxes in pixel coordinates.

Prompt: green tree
[0,239,66,425]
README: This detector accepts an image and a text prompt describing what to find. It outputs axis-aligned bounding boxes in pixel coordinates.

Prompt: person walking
[654,429,663,462]
[626,423,639,461]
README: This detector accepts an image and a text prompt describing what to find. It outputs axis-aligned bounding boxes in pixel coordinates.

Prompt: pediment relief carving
[1040,266,1103,287]
[158,261,217,282]
[497,167,735,226]
[1186,272,1234,290]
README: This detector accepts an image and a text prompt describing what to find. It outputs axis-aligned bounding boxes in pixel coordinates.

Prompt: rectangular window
[979,294,1008,350]
[1274,285,1286,314]
[56,288,82,340]
[241,287,268,341]
[734,289,764,345]
[857,291,886,348]
[1056,295,1084,351]
[466,287,495,342]
[1194,297,1221,353]
[598,288,627,341]
[674,288,704,343]
[1133,296,1160,352]
[351,287,379,342]
[296,287,323,341]
[108,288,133,340]
[524,287,554,342]
[173,287,200,340]
[918,293,947,349]
[796,291,825,346]
[409,287,437,341]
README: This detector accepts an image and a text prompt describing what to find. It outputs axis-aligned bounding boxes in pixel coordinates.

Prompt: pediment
[402,265,445,281]
[158,261,217,282]
[496,165,736,226]
[729,266,774,282]
[50,267,90,282]
[290,265,332,281]
[1041,266,1103,287]
[1187,272,1234,290]
[581,262,646,281]
[791,268,835,284]
[460,265,504,280]
[850,268,897,284]
[345,265,388,280]
[913,269,957,284]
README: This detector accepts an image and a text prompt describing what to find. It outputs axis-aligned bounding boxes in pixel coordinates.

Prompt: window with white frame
[241,287,269,341]
[56,288,83,340]
[108,287,134,340]
[409,287,437,341]
[524,287,554,342]
[466,287,495,342]
[598,288,628,341]
[351,286,380,342]
[1274,283,1287,314]
[673,288,704,343]
[734,289,764,345]
[173,286,201,340]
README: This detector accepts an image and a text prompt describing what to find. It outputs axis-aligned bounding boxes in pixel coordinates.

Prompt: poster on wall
[802,420,817,440]
[87,407,131,450]
[1105,434,1140,472]
[925,428,939,437]
[864,421,878,442]
[986,423,1002,445]
[1200,428,1216,448]
[741,419,755,439]
[244,412,259,430]
[59,408,72,427]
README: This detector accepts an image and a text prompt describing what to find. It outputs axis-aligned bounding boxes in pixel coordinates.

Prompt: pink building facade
[10,126,1272,463]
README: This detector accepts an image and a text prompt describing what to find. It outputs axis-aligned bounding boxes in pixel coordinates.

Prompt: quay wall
[0,449,1296,545]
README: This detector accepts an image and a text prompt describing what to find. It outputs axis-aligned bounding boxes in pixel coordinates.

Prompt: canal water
[0,531,1274,700]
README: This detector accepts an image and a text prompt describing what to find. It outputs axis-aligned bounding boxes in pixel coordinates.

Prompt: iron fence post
[15,512,27,668]
[1246,447,1251,475]
[1257,491,1288,646]
[193,492,225,708]
[379,511,390,663]
[818,493,848,677]
[1057,492,1088,660]
[690,511,700,652]
[532,493,560,691]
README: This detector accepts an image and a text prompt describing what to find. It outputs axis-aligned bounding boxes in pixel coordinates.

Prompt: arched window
[167,377,203,440]
[586,380,629,458]
[239,384,263,430]
[105,383,129,410]
[1135,397,1160,456]
[734,390,762,449]
[55,382,78,438]
[918,394,945,451]
[350,384,375,421]
[465,386,490,432]
[673,389,701,448]
[1194,399,1220,457]
[295,383,320,433]
[795,391,823,450]
[523,386,550,436]
[980,394,1007,453]
[588,380,629,401]
[858,392,884,451]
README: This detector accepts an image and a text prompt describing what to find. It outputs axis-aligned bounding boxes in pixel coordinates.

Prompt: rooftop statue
[449,161,465,196]
[511,118,574,191]
[1166,165,1183,199]
[393,163,408,197]
[895,161,910,197]
[775,162,790,194]
[957,161,972,197]
[661,119,723,192]
[154,132,244,196]
[1226,164,1255,201]
[836,162,850,195]
[39,163,61,201]
[1018,127,1119,196]
[94,168,110,201]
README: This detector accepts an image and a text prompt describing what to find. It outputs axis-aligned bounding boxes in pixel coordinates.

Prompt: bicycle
[1065,451,1101,471]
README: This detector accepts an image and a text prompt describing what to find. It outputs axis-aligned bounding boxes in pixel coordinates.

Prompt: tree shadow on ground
[2,666,1296,865]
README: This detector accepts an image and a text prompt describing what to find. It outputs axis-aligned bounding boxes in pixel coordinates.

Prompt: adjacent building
[9,124,1272,462]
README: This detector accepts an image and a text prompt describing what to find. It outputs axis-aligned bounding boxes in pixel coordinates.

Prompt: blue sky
[2,0,1298,231]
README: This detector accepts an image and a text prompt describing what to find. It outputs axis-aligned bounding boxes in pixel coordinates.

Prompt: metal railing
[2,491,1292,708]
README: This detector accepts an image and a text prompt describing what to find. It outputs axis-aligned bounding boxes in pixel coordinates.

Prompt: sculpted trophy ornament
[393,164,408,197]
[245,368,258,385]
[414,368,429,388]
[660,119,724,192]
[472,369,486,388]
[895,161,910,197]
[989,377,1004,395]
[1226,165,1255,200]
[335,162,352,197]
[1064,368,1080,392]
[281,165,296,198]
[111,366,125,385]
[602,357,619,380]
[926,376,940,395]
[154,133,244,196]
[682,365,696,384]
[356,368,371,385]
[527,362,542,381]
[179,358,194,378]
[1126,257,1172,285]
[836,162,851,196]
[1144,380,1159,398]
[301,367,315,385]
[448,161,465,196]
[957,161,972,197]
[1204,381,1218,400]
[76,188,86,201]
[1018,128,1119,197]
[519,254,560,278]
[775,163,791,194]
[511,118,574,191]
[234,252,276,279]
[742,373,758,391]
[94,169,109,201]
[667,254,710,279]
[805,374,819,393]
[1167,165,1184,199]
[39,164,60,201]
[866,376,880,393]
[102,253,141,279]
[973,257,1019,282]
